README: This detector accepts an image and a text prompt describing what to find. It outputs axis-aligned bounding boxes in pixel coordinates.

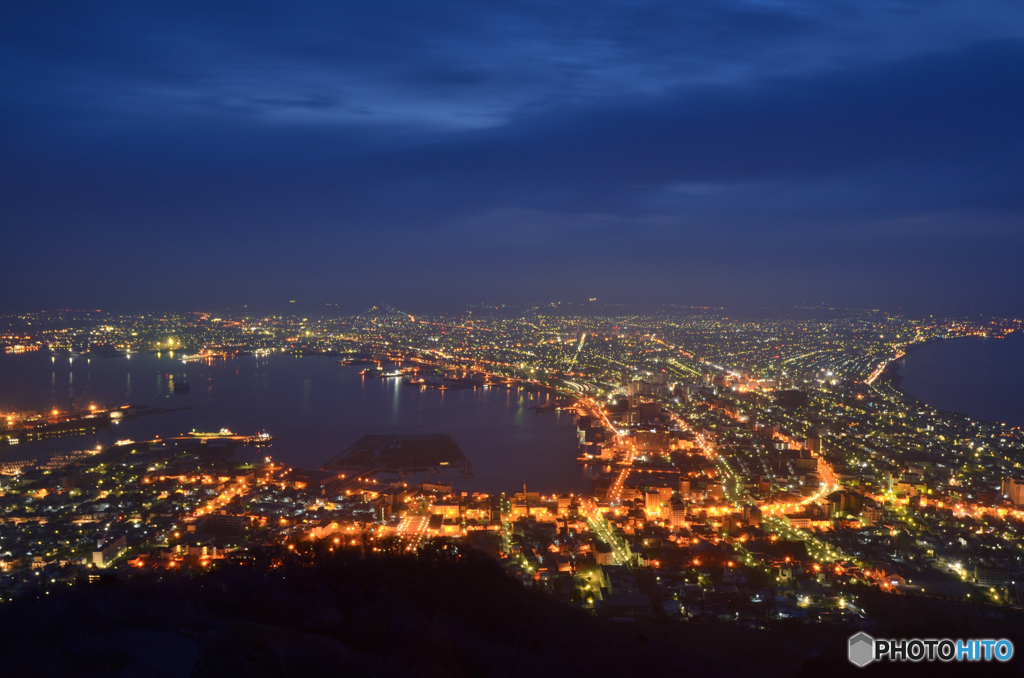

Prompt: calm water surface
[897,331,1024,428]
[0,352,586,494]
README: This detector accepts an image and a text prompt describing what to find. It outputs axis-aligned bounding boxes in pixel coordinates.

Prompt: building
[742,505,762,528]
[975,564,1010,588]
[634,429,673,452]
[594,541,616,565]
[626,402,661,425]
[601,592,653,618]
[827,490,863,517]
[669,502,687,528]
[92,534,127,568]
[626,380,651,397]
[860,505,883,526]
[1001,478,1024,506]
[308,519,340,540]
[644,489,665,519]
[891,530,913,559]
[601,565,639,594]
[193,512,252,534]
[795,457,817,471]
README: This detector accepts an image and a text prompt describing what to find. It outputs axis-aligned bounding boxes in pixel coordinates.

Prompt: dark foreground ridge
[4,543,1022,677]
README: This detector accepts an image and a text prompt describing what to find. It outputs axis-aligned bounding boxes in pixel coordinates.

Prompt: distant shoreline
[880,336,949,385]
[879,332,1023,429]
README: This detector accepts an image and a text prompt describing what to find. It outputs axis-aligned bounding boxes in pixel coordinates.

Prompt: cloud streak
[0,2,1022,314]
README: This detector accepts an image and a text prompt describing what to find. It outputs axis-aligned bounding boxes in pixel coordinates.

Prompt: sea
[0,351,589,495]
[897,331,1024,429]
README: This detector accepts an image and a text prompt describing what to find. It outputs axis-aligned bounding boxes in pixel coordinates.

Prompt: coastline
[877,332,1024,429]
[875,336,948,388]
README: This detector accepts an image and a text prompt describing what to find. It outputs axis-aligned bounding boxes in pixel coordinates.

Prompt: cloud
[4,1,1024,129]
[1,3,1023,313]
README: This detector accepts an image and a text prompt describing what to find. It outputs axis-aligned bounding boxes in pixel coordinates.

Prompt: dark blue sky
[2,1,1023,315]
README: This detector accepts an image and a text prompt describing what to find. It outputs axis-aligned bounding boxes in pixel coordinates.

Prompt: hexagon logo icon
[848,632,875,667]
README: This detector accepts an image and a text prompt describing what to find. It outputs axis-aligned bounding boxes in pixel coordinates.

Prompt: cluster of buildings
[1,306,1023,623]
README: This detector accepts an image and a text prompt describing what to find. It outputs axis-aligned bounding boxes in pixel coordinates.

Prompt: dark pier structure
[322,434,475,480]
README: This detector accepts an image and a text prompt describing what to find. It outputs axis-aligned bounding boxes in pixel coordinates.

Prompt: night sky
[3,2,1023,315]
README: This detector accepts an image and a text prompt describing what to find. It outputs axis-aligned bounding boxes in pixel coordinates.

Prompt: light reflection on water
[0,352,586,494]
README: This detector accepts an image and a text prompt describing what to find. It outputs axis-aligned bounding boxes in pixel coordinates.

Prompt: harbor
[0,350,586,494]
